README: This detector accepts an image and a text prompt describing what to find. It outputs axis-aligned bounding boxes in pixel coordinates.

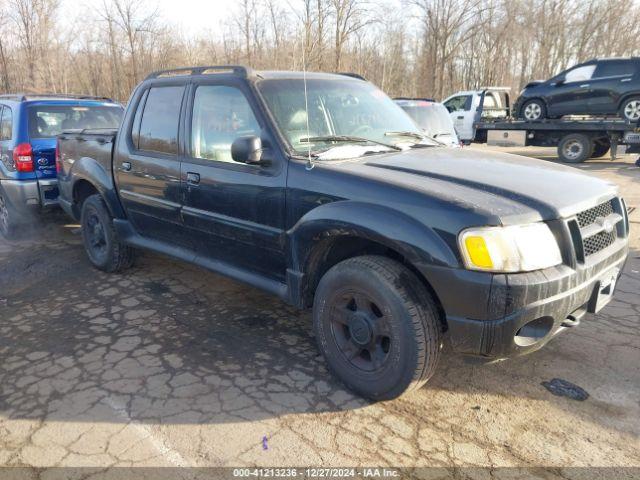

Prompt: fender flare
[70,156,126,219]
[288,200,459,275]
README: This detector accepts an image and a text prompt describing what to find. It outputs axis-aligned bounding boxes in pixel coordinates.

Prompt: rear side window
[0,106,12,140]
[138,86,184,155]
[594,61,637,78]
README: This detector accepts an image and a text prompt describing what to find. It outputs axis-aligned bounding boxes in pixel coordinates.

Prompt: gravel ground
[0,147,638,479]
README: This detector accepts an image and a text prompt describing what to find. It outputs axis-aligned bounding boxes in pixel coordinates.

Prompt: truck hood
[335,147,618,225]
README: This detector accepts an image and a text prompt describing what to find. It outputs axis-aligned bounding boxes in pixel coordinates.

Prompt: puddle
[541,378,589,401]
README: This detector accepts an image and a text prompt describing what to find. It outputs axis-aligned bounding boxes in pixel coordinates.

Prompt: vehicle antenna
[302,39,314,171]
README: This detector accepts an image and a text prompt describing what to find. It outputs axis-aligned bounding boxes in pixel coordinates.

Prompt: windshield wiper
[300,135,401,151]
[384,131,425,141]
[385,130,444,147]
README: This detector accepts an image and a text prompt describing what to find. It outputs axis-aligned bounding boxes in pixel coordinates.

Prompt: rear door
[113,83,190,246]
[588,60,638,115]
[180,79,288,281]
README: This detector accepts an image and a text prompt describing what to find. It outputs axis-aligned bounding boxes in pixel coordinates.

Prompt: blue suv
[0,94,123,237]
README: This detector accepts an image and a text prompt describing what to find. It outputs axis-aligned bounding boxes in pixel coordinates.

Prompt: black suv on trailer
[57,66,630,400]
[515,57,640,121]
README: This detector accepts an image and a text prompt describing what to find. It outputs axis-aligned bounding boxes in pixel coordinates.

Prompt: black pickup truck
[57,66,630,400]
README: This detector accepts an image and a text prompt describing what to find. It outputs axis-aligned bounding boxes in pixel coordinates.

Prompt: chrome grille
[574,198,620,259]
[583,230,617,257]
[576,201,614,228]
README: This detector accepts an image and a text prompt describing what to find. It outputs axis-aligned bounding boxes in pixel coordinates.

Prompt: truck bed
[58,129,117,173]
[57,129,118,219]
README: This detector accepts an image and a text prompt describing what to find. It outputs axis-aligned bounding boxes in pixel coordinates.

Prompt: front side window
[0,106,12,140]
[191,85,260,163]
[138,86,184,155]
[564,65,596,83]
[258,78,423,153]
[28,105,123,139]
[444,95,471,112]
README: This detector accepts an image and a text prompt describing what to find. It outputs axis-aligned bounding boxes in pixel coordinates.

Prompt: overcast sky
[61,0,236,37]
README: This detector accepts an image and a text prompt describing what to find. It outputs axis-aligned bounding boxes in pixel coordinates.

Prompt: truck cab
[442,88,510,142]
[0,94,123,237]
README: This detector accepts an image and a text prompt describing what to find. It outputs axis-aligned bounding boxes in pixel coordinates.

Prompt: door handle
[186,172,200,185]
[579,84,590,88]
[621,78,632,82]
[121,161,131,171]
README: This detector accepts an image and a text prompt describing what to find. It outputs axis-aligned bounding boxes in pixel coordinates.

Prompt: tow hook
[561,315,581,328]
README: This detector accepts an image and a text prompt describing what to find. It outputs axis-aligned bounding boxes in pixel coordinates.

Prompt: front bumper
[441,239,628,359]
[0,178,59,210]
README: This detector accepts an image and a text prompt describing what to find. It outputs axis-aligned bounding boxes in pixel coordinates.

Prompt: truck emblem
[37,157,48,166]
[595,216,615,234]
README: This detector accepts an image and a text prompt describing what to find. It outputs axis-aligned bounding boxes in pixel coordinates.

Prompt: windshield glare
[399,103,456,138]
[257,78,423,154]
[28,105,124,139]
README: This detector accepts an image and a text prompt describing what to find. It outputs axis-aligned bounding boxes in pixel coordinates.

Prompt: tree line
[0,0,639,103]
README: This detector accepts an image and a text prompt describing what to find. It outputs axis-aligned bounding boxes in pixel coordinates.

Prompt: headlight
[459,223,562,272]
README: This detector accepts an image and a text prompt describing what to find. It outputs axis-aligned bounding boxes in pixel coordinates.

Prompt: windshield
[399,103,457,138]
[28,105,124,139]
[257,78,424,155]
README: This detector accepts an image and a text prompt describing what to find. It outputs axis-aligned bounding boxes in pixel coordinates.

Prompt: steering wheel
[350,124,374,137]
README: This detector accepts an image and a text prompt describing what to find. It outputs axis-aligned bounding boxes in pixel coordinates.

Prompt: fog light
[514,316,554,347]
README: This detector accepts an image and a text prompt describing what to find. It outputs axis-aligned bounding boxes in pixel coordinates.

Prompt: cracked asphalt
[0,147,638,477]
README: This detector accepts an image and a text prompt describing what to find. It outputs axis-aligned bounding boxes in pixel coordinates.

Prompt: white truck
[442,87,640,163]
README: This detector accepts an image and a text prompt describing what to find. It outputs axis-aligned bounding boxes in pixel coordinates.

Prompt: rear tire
[558,133,593,163]
[80,194,135,272]
[0,188,21,239]
[620,97,640,122]
[313,255,442,401]
[520,99,546,121]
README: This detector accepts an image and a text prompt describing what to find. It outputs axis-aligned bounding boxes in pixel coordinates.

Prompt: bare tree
[0,0,639,101]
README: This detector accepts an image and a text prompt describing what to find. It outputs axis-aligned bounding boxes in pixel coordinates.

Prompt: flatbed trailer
[470,90,640,163]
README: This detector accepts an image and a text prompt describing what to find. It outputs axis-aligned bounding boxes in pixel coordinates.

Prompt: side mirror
[231,136,265,165]
[554,79,565,86]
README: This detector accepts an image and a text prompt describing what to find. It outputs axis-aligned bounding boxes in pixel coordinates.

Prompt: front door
[546,64,596,117]
[443,94,474,141]
[114,84,188,245]
[180,81,288,281]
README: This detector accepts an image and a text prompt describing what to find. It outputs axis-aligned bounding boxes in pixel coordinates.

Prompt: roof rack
[145,65,252,80]
[337,72,367,81]
[0,93,115,102]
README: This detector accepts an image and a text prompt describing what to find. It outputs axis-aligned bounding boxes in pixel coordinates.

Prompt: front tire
[558,133,593,163]
[520,99,546,121]
[80,194,135,272]
[620,97,640,122]
[313,255,442,401]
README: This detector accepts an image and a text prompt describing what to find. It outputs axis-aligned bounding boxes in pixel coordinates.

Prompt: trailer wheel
[591,140,611,159]
[558,134,593,163]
